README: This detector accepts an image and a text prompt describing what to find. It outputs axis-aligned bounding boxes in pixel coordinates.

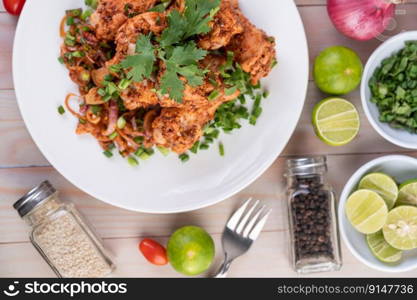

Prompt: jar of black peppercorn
[285,156,342,274]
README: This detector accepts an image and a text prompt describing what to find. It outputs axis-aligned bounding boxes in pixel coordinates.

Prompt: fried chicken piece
[158,54,239,109]
[198,0,243,50]
[152,106,216,154]
[226,4,276,85]
[120,80,159,110]
[90,0,158,40]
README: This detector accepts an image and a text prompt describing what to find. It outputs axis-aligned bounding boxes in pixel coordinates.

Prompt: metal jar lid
[13,181,57,218]
[285,156,328,176]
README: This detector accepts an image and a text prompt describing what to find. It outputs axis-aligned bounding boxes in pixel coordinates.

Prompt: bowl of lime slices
[339,155,417,273]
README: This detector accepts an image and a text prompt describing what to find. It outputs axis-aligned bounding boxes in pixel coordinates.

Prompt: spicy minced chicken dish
[59,0,276,164]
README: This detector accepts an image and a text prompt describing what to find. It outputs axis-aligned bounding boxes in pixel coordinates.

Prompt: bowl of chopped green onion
[361,31,417,149]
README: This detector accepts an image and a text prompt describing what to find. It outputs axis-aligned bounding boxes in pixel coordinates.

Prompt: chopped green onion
[133,136,144,144]
[200,143,209,150]
[69,9,81,17]
[179,153,190,162]
[85,0,98,9]
[225,86,238,96]
[139,152,151,160]
[109,132,118,140]
[57,56,65,64]
[57,105,65,115]
[103,150,113,158]
[134,147,145,157]
[127,156,139,166]
[102,94,112,102]
[118,78,132,90]
[104,74,114,81]
[208,90,220,101]
[97,88,106,96]
[117,116,126,129]
[79,118,86,124]
[190,141,200,154]
[219,142,225,156]
[72,51,85,58]
[64,38,76,47]
[81,9,93,21]
[262,90,269,98]
[90,105,102,115]
[144,148,155,156]
[106,82,118,95]
[157,146,170,156]
[66,16,75,26]
[109,64,122,73]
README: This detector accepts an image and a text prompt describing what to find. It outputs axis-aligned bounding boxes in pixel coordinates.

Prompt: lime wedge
[397,179,417,206]
[367,231,402,263]
[383,206,417,250]
[312,98,360,146]
[358,173,398,209]
[345,190,388,234]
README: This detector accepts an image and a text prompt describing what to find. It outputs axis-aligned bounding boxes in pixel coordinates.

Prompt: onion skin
[327,0,397,41]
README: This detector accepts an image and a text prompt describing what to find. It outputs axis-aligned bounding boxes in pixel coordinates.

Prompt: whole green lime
[167,226,215,276]
[314,46,363,95]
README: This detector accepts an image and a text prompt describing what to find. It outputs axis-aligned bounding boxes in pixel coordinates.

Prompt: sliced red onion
[104,101,118,136]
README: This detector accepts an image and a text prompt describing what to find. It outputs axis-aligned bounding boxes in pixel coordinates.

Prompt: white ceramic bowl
[339,155,417,273]
[361,31,417,149]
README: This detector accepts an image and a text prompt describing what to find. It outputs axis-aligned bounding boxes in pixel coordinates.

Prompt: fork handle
[214,259,233,278]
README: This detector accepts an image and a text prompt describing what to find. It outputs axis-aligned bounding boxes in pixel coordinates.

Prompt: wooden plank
[1,231,416,278]
[2,152,417,243]
[0,90,48,167]
[0,13,16,90]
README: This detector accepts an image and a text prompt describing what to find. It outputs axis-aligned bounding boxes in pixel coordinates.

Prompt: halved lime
[367,230,402,263]
[383,206,417,250]
[345,190,388,234]
[312,98,360,146]
[358,173,398,209]
[397,179,417,206]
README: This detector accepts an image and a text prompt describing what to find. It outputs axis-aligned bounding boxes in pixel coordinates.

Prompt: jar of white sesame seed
[13,181,115,278]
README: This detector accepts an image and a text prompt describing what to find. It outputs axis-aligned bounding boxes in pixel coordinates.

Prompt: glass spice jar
[13,181,115,278]
[284,156,342,274]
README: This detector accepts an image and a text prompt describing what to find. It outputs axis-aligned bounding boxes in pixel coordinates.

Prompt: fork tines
[227,198,271,240]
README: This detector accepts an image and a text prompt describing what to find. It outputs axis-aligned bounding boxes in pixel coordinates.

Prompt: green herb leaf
[120,34,156,82]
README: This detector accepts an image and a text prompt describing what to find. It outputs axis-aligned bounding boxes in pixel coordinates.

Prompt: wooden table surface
[1,0,417,278]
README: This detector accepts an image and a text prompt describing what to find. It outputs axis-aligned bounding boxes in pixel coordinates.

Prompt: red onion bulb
[327,0,404,41]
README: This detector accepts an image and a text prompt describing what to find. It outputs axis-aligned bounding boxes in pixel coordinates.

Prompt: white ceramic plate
[361,31,417,149]
[13,0,308,213]
[339,155,417,273]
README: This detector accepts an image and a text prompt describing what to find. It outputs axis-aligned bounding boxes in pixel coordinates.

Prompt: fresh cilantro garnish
[160,0,221,47]
[118,0,221,102]
[160,42,208,102]
[120,34,156,82]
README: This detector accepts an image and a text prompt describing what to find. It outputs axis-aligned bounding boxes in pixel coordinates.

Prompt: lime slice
[383,206,417,250]
[312,98,360,146]
[358,173,398,209]
[397,179,417,206]
[345,190,388,234]
[367,231,402,263]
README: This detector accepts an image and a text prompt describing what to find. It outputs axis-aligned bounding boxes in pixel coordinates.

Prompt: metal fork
[214,198,271,278]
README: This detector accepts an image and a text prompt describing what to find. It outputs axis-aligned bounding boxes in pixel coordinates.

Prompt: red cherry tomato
[139,239,168,266]
[3,0,25,16]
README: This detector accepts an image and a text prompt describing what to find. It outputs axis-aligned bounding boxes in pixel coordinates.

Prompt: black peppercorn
[290,175,334,261]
